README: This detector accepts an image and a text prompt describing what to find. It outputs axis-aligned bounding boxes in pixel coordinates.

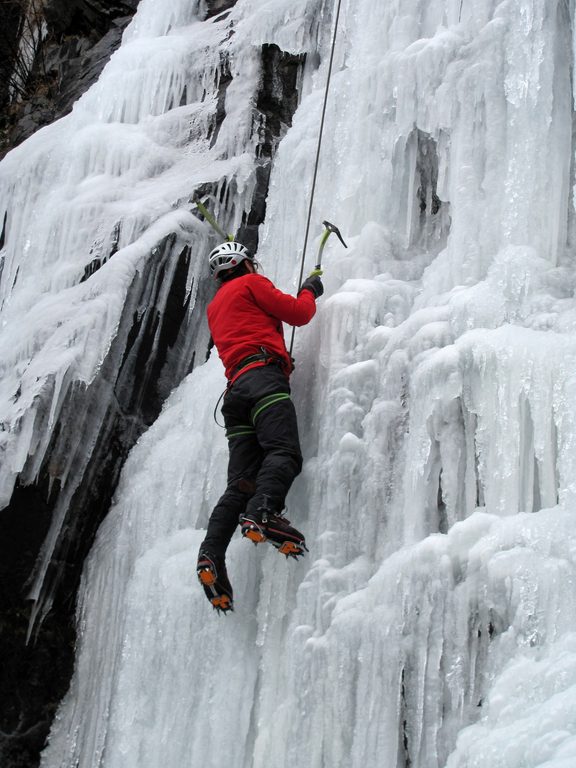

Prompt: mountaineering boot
[196,549,234,613]
[239,496,307,559]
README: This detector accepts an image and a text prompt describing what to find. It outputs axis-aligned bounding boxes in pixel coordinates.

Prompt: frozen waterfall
[1,0,576,766]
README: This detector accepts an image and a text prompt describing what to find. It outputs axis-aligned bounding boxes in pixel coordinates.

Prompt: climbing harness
[229,347,286,380]
[213,348,287,428]
[225,425,256,440]
[250,392,291,423]
[215,386,292,431]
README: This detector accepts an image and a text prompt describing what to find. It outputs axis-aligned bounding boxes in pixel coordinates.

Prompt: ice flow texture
[0,0,575,766]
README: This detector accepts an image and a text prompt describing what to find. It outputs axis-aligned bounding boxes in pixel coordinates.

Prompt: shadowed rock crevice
[412,129,451,250]
[238,44,305,249]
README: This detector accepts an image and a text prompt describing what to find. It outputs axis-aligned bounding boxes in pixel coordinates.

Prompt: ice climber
[196,240,323,612]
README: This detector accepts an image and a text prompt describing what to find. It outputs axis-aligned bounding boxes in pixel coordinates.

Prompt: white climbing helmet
[208,241,252,278]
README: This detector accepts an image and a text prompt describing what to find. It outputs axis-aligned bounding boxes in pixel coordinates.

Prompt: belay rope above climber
[289,0,347,356]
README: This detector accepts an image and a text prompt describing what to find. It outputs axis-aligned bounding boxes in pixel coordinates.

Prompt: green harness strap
[251,392,291,423]
[225,393,292,439]
[226,425,256,440]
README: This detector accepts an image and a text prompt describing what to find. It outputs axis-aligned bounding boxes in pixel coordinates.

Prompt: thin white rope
[289,0,345,355]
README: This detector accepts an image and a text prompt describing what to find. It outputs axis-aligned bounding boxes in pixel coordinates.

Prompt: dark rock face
[0,1,23,110]
[0,0,242,153]
[238,44,305,250]
[0,14,306,767]
[1,0,138,156]
[0,477,75,768]
[44,0,139,38]
[203,0,238,20]
[47,17,133,115]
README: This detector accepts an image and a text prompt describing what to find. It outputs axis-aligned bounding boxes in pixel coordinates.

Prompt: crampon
[239,511,308,559]
[196,551,234,613]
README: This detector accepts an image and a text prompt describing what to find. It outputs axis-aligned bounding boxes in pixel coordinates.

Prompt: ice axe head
[323,220,348,248]
[315,220,348,270]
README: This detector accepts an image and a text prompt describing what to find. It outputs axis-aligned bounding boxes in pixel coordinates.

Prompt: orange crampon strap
[277,541,303,556]
[211,594,233,612]
[198,567,216,587]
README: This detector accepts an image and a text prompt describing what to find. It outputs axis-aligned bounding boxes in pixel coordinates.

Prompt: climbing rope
[289,0,345,356]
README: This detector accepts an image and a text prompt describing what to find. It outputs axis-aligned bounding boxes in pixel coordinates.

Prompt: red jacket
[207,273,316,383]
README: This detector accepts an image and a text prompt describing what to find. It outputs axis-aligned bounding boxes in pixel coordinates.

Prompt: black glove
[299,274,324,299]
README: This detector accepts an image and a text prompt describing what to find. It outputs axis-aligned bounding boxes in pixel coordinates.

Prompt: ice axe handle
[314,220,348,270]
[194,198,232,241]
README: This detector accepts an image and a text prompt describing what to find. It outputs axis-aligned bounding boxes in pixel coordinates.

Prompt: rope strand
[289,0,344,356]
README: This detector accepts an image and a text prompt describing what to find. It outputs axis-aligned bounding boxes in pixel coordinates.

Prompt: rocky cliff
[1,0,139,156]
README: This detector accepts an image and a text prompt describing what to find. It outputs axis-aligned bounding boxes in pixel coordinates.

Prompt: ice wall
[0,0,312,641]
[1,0,573,765]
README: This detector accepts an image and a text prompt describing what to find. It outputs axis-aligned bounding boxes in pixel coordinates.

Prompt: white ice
[1,0,576,766]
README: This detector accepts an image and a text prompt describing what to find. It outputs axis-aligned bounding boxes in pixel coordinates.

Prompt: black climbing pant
[202,365,303,557]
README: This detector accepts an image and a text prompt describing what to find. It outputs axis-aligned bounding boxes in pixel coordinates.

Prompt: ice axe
[289,220,348,357]
[310,220,348,276]
[193,197,233,241]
